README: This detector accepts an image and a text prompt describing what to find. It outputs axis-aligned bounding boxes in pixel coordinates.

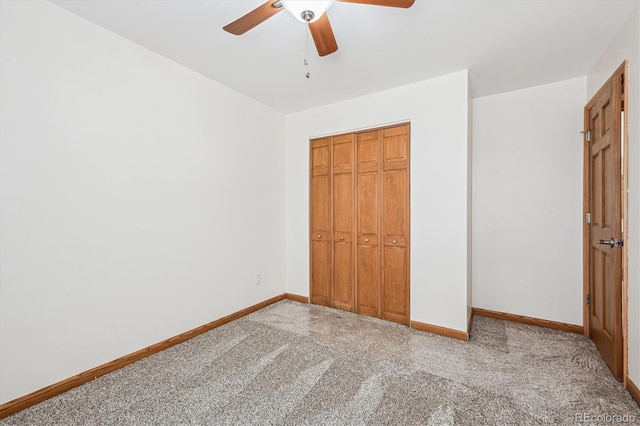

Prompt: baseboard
[284,293,309,303]
[627,377,640,406]
[472,307,583,334]
[411,320,469,341]
[0,293,289,420]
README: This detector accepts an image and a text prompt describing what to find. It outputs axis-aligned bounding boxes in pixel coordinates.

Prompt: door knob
[598,238,623,248]
[393,240,397,244]
[317,235,321,239]
[365,238,369,242]
[340,236,344,240]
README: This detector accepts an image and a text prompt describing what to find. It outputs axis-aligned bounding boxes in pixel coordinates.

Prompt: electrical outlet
[255,273,262,285]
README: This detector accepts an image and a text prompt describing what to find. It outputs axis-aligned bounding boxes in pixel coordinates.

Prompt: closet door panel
[357,133,379,173]
[381,125,410,325]
[333,173,353,233]
[357,171,379,316]
[311,139,330,175]
[311,175,330,232]
[333,137,353,173]
[311,239,331,306]
[356,131,380,316]
[383,125,409,163]
[383,169,408,246]
[357,173,378,232]
[332,135,355,312]
[383,245,408,324]
[310,138,331,306]
[357,244,379,317]
[333,241,354,311]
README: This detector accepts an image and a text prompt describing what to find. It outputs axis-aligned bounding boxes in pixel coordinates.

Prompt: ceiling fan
[223,0,415,57]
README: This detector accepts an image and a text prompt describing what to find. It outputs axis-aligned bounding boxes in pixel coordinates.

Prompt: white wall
[285,71,471,332]
[0,0,286,404]
[472,77,586,326]
[587,3,640,386]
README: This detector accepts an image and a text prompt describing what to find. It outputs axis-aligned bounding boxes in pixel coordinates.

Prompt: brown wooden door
[585,70,623,380]
[381,125,410,325]
[356,130,381,317]
[332,134,355,312]
[310,138,332,307]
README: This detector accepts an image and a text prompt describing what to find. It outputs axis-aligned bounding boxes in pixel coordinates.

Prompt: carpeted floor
[2,300,639,425]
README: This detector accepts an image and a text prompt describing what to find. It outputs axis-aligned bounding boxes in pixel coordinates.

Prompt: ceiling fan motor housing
[301,10,315,22]
[281,0,334,23]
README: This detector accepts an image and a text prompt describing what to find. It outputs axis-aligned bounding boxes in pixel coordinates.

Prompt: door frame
[582,60,629,384]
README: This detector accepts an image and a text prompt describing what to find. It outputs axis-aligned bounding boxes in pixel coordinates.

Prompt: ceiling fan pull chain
[305,28,311,79]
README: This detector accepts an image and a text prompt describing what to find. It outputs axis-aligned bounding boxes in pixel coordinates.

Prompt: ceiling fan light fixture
[281,0,335,23]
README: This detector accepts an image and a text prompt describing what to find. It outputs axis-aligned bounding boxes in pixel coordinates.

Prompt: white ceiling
[51,0,638,113]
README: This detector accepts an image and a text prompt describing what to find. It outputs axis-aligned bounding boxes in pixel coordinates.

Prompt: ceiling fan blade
[308,14,338,57]
[337,0,415,8]
[223,0,284,35]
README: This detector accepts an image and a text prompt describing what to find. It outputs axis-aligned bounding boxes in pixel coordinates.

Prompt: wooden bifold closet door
[332,134,355,312]
[356,130,381,317]
[309,138,332,307]
[309,123,410,325]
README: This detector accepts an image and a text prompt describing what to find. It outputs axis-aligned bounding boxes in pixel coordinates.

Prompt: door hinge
[586,293,591,306]
[581,129,591,142]
[585,212,591,224]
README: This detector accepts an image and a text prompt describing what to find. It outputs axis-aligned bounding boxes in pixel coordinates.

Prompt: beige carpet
[2,300,639,425]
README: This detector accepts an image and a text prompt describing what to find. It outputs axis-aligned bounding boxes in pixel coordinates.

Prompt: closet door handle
[365,238,369,242]
[392,240,397,244]
[340,236,345,240]
[317,235,321,239]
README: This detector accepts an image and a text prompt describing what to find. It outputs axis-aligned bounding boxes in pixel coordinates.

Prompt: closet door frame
[308,122,410,324]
